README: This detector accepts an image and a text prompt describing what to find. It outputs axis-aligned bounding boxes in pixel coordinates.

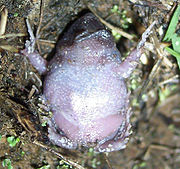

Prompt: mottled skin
[23,13,154,152]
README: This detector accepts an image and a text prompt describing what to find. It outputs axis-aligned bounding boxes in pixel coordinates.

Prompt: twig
[0,45,19,52]
[158,75,179,86]
[88,5,135,41]
[36,0,44,37]
[151,33,173,68]
[38,39,56,48]
[104,153,113,169]
[0,33,26,39]
[138,57,163,101]
[36,0,44,53]
[33,140,85,169]
[0,6,8,35]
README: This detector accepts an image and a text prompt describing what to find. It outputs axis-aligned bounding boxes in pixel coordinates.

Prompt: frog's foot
[95,108,132,152]
[21,19,47,75]
[113,21,156,78]
[24,19,37,53]
[48,118,78,150]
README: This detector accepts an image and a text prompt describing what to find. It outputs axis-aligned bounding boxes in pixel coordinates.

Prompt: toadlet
[22,13,155,152]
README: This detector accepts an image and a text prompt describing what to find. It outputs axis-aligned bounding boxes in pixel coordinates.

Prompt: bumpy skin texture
[23,13,149,152]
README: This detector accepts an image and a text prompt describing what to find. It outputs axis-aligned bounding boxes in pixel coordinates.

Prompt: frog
[22,13,155,152]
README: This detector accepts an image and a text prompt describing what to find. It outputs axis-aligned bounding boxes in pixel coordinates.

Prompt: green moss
[2,159,13,169]
[7,136,20,147]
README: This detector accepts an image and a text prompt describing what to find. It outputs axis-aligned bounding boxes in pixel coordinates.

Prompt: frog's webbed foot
[95,108,132,152]
[114,21,156,78]
[48,118,78,150]
[21,19,47,75]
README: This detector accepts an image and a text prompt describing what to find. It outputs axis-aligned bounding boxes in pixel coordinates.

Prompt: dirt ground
[0,0,180,168]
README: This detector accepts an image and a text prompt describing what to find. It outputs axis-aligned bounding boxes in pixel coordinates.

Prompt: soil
[0,0,180,169]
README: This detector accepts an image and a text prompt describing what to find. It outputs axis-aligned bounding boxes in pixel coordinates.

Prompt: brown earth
[0,0,180,168]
